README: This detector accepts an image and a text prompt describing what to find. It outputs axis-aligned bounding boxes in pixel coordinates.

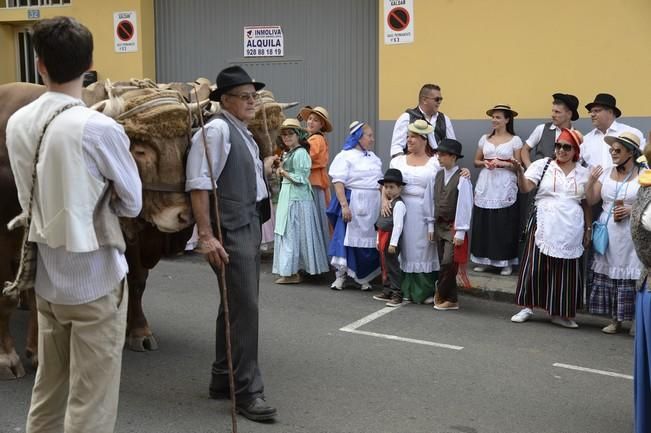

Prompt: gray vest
[435,169,461,221]
[214,113,258,231]
[533,122,556,161]
[375,197,404,231]
[631,186,651,283]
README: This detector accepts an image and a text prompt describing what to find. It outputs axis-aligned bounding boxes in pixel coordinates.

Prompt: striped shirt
[35,112,141,305]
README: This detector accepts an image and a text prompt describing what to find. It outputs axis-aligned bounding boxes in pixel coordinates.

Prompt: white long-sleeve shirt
[8,105,142,305]
[424,165,473,240]
[390,109,456,157]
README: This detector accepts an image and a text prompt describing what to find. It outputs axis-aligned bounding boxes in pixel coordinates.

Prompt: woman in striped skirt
[510,128,591,328]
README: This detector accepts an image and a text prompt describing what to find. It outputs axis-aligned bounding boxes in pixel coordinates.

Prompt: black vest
[532,122,557,161]
[405,106,447,144]
[435,169,461,221]
[214,113,270,231]
[375,196,404,231]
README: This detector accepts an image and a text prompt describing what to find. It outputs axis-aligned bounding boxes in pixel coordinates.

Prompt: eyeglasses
[608,147,622,155]
[226,92,260,102]
[424,96,444,103]
[554,142,573,152]
[280,131,296,137]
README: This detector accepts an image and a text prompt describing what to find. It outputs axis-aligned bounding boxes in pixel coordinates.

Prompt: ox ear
[90,95,126,118]
[82,80,108,107]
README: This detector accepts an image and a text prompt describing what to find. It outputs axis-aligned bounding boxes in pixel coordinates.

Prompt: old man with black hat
[581,93,646,169]
[185,65,278,421]
[521,93,580,168]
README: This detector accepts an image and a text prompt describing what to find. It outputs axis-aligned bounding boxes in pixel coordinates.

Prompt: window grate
[3,0,70,7]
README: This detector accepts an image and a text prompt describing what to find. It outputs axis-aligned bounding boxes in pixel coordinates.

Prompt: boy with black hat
[373,168,407,307]
[432,139,474,311]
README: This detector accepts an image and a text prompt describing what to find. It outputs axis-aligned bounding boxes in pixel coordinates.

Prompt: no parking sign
[114,11,138,53]
[384,0,414,45]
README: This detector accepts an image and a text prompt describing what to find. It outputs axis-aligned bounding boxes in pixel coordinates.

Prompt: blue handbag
[592,170,632,255]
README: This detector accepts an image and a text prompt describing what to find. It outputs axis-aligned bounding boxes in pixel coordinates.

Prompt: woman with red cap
[511,128,591,328]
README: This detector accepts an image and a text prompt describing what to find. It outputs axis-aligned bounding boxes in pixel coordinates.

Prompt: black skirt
[470,202,520,262]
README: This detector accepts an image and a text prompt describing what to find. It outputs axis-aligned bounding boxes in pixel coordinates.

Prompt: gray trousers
[209,216,264,402]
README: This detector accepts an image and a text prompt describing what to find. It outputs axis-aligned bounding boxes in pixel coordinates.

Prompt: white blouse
[329,148,383,190]
[329,148,383,248]
[474,134,523,208]
[592,167,642,279]
[525,158,589,259]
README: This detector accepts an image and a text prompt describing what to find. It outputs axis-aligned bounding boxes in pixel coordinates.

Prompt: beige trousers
[26,280,128,433]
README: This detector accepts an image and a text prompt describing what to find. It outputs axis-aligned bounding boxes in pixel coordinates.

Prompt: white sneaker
[423,296,435,304]
[360,283,372,291]
[473,266,487,272]
[511,308,533,323]
[500,266,513,276]
[551,316,578,329]
[330,276,345,291]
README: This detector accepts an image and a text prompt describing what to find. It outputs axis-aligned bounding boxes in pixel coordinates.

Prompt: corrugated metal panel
[154,0,378,155]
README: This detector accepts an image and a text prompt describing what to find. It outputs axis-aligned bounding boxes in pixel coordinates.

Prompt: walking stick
[193,91,238,433]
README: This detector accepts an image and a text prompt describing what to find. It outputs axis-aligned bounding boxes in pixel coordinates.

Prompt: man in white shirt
[581,93,646,169]
[521,93,579,168]
[390,84,456,157]
[6,17,142,433]
[186,65,278,422]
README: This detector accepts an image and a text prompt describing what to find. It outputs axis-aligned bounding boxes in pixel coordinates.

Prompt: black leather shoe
[236,397,277,422]
[209,388,228,400]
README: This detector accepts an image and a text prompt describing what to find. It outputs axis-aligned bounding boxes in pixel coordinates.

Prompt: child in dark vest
[373,168,407,307]
[432,139,474,311]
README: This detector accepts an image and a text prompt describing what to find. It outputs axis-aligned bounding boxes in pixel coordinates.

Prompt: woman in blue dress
[272,118,329,283]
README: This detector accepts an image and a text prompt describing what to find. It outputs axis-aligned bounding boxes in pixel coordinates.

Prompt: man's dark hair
[32,16,93,84]
[553,98,572,112]
[419,84,441,100]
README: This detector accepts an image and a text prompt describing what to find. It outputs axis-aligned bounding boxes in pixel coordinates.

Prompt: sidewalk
[459,268,517,303]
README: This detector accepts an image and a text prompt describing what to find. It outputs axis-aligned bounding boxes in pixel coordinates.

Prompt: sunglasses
[554,142,574,152]
[608,147,622,155]
[280,131,296,137]
[425,96,444,103]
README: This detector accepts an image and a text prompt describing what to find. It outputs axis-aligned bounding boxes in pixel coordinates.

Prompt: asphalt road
[1,255,635,433]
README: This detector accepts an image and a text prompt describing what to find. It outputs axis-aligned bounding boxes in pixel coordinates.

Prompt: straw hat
[604,131,642,156]
[298,106,333,132]
[407,119,434,137]
[486,104,518,117]
[279,118,306,133]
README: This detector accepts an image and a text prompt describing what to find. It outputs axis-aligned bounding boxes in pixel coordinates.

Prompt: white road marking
[553,363,633,380]
[339,306,464,350]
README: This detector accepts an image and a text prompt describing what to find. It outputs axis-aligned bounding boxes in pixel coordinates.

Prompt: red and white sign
[114,11,138,53]
[384,0,414,45]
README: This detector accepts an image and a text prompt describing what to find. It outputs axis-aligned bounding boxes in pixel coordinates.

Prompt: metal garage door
[155,0,378,154]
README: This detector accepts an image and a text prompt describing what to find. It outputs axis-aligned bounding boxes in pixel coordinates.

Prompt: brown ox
[0,80,295,379]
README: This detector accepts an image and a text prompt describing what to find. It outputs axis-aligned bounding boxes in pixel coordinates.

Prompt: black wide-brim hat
[552,93,580,121]
[437,138,464,158]
[585,93,621,118]
[209,65,266,101]
[378,168,406,185]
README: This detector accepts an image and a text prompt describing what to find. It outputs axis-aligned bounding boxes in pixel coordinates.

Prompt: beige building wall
[0,0,155,84]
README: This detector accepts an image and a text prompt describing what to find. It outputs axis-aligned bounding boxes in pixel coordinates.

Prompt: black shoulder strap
[405,106,426,125]
[434,112,447,143]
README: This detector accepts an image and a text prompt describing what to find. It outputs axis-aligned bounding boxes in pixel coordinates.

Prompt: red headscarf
[557,128,584,161]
